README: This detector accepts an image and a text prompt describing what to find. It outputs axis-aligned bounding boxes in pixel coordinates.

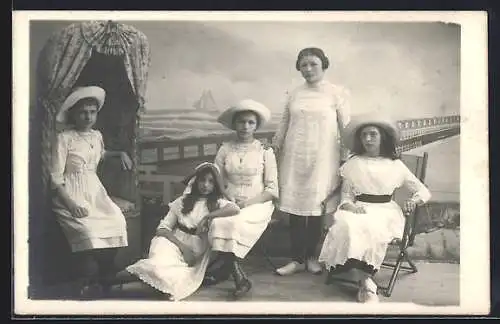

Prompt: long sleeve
[336,87,351,130]
[262,147,279,198]
[398,160,432,204]
[271,92,291,150]
[338,161,356,207]
[336,87,351,162]
[96,130,106,160]
[339,177,356,207]
[157,197,182,230]
[214,143,229,189]
[50,132,68,189]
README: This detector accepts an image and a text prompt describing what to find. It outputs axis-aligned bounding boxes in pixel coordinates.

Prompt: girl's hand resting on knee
[339,202,366,214]
[68,201,89,218]
[236,199,250,209]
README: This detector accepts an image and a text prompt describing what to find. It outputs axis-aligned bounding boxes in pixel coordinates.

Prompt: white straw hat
[344,112,401,150]
[217,99,271,130]
[56,86,106,124]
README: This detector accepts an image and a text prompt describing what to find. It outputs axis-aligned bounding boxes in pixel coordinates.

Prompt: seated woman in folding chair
[199,99,279,300]
[318,113,431,303]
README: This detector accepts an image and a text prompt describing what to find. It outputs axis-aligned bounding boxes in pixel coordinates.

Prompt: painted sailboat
[192,89,218,111]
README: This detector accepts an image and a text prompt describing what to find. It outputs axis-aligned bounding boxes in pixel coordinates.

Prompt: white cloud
[139,21,460,118]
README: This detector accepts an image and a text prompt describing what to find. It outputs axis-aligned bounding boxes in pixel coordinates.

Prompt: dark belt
[355,194,392,203]
[176,223,198,235]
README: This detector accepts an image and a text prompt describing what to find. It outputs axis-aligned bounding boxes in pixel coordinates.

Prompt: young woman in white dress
[201,99,279,299]
[50,86,133,299]
[318,113,431,303]
[272,47,351,276]
[105,162,240,301]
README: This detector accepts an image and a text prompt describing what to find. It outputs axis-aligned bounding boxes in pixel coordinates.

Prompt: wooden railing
[138,115,460,166]
[138,132,274,165]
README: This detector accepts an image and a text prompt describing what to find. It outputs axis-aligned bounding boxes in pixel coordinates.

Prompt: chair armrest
[401,206,419,249]
[110,196,137,215]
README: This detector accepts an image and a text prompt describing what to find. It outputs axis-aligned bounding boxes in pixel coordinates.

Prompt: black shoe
[78,282,104,300]
[231,278,252,299]
[229,260,252,300]
[98,274,117,298]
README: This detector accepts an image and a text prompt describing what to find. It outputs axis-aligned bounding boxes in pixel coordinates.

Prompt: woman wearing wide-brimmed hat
[272,47,351,276]
[318,113,431,303]
[202,99,279,299]
[50,86,133,299]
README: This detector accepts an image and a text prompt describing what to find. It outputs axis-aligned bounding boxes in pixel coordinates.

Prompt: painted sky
[30,20,460,120]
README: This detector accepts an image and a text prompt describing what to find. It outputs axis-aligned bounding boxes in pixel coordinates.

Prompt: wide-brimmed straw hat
[217,99,271,130]
[344,113,401,150]
[56,86,106,124]
[182,162,226,195]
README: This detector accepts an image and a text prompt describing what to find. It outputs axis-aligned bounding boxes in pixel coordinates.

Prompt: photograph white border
[12,10,489,316]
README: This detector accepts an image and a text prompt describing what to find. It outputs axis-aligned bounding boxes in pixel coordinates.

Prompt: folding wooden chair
[325,152,429,297]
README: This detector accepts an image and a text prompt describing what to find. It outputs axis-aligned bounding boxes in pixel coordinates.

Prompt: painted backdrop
[30,20,460,141]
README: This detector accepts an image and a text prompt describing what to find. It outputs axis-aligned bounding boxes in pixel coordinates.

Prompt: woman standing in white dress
[318,113,431,303]
[50,86,133,298]
[272,47,351,276]
[202,99,279,299]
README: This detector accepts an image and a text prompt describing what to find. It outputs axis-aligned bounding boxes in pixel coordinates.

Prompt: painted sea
[138,109,282,142]
[138,109,454,142]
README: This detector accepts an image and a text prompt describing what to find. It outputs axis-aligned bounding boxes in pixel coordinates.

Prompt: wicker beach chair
[30,20,151,293]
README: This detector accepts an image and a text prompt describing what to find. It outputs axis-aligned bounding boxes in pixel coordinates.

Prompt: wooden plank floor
[36,258,459,307]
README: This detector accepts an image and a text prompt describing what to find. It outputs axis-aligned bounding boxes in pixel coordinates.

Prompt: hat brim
[217,100,271,130]
[56,86,106,124]
[182,163,226,195]
[344,115,401,151]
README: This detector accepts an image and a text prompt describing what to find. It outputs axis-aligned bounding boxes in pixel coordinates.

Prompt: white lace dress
[272,80,350,217]
[318,156,431,271]
[210,139,279,258]
[126,196,235,301]
[50,129,128,252]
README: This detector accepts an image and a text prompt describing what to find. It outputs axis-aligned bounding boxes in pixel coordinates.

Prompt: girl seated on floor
[318,113,431,303]
[104,162,240,301]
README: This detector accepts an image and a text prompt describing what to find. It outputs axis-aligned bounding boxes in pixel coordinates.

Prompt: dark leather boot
[230,260,252,299]
[203,253,232,286]
[98,273,122,298]
[77,278,104,300]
